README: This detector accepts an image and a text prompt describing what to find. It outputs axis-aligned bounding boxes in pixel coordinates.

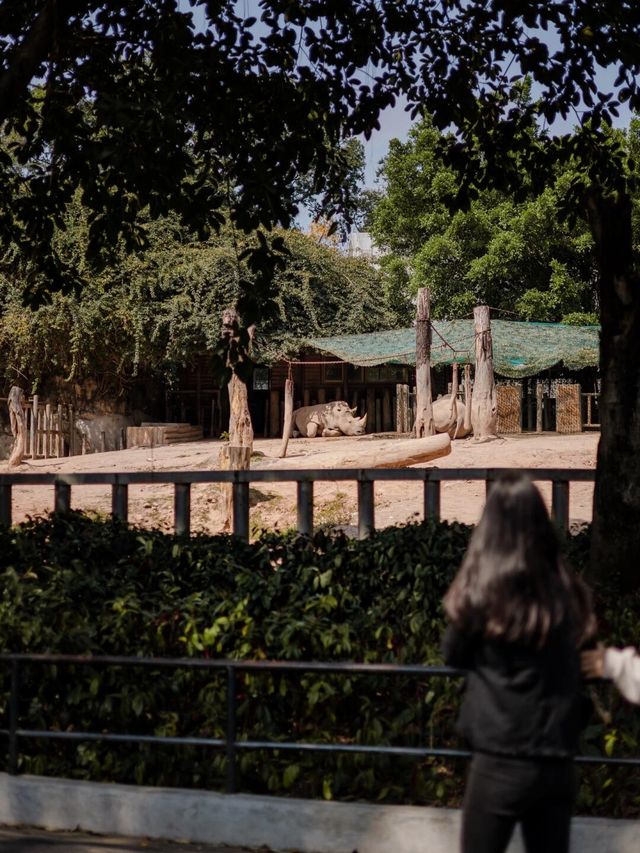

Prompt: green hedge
[0,512,638,815]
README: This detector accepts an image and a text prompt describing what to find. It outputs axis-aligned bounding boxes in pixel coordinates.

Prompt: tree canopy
[0,208,395,400]
[370,116,605,325]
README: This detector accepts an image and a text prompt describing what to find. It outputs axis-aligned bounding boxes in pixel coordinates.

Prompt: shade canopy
[307,320,599,379]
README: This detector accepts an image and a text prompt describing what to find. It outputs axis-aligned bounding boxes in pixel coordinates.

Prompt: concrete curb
[0,773,637,852]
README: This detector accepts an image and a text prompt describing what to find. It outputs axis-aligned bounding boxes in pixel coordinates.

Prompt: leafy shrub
[0,513,638,815]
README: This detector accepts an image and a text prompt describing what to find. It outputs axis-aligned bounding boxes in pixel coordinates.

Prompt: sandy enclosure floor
[3,431,599,535]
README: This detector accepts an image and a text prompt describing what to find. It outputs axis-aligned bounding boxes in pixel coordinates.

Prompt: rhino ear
[350,407,357,415]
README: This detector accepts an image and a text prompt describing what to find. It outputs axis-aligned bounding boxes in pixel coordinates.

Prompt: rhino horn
[359,413,367,427]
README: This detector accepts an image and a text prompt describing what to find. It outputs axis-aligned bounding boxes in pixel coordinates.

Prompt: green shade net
[307,320,600,378]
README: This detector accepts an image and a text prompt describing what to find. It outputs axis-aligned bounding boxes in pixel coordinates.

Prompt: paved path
[0,828,264,852]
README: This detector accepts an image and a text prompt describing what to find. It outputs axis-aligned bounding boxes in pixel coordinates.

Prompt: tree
[371,116,600,323]
[3,1,640,583]
[0,207,393,400]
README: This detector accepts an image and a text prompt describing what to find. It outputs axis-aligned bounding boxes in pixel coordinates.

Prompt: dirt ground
[3,431,599,535]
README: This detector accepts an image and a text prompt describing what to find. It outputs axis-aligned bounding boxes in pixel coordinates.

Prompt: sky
[184,1,635,193]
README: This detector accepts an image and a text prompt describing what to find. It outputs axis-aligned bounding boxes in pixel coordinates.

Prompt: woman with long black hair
[443,472,595,853]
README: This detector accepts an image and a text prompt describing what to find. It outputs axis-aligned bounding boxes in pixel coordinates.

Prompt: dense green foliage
[0,512,638,815]
[0,213,393,397]
[368,116,640,324]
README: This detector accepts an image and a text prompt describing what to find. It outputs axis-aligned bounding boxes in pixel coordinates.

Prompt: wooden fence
[0,467,594,538]
[2,396,78,459]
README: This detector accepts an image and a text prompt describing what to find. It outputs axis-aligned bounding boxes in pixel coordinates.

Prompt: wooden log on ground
[470,305,498,441]
[280,432,452,469]
[414,288,435,438]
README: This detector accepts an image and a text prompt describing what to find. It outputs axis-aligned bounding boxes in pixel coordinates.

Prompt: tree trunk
[585,188,640,589]
[471,305,497,441]
[7,386,27,468]
[218,309,254,531]
[414,288,435,438]
[278,377,294,458]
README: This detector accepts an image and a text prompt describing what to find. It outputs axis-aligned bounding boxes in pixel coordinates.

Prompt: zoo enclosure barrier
[1,395,79,459]
[0,467,595,538]
[0,653,635,794]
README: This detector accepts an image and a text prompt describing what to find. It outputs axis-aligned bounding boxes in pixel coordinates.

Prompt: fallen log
[269,432,452,470]
[342,432,451,468]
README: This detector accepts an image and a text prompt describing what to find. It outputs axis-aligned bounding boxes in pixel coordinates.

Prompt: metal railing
[0,653,635,794]
[0,467,595,539]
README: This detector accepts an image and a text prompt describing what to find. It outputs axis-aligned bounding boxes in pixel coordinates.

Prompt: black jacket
[442,623,589,758]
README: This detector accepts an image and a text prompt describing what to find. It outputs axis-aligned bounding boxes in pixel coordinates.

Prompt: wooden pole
[463,365,472,433]
[68,405,75,456]
[470,305,498,441]
[382,388,392,432]
[269,390,280,438]
[395,384,404,433]
[414,288,435,438]
[7,386,27,468]
[30,394,38,459]
[536,381,544,433]
[278,377,294,458]
[366,388,375,434]
[44,403,51,458]
[448,362,459,433]
[57,403,63,457]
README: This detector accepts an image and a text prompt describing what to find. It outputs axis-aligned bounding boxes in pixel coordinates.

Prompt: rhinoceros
[291,401,367,437]
[432,395,472,439]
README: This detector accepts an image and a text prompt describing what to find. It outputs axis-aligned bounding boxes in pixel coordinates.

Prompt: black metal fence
[0,467,595,539]
[0,653,636,794]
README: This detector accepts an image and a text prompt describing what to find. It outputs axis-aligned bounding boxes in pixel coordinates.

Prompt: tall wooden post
[463,365,472,433]
[536,381,544,433]
[366,388,376,434]
[44,403,52,458]
[471,305,498,441]
[382,388,392,432]
[278,377,294,458]
[269,390,280,438]
[218,309,254,531]
[448,363,459,436]
[414,288,435,438]
[395,384,408,433]
[7,386,27,468]
[30,394,38,459]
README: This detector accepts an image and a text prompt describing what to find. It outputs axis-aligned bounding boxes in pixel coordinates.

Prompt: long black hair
[444,472,594,648]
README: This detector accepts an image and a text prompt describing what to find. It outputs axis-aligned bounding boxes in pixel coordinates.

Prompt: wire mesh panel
[496,385,522,434]
[556,384,583,434]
